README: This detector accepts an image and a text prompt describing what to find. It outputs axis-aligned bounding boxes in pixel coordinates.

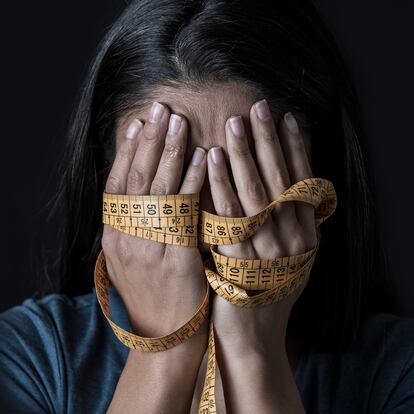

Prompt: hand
[206,99,317,356]
[101,101,209,340]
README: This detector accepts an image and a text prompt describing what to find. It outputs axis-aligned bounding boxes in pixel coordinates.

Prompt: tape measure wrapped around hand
[94,176,337,413]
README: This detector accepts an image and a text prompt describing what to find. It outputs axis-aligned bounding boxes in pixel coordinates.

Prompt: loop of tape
[94,177,337,413]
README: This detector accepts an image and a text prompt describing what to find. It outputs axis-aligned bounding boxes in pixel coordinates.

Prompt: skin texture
[107,81,314,412]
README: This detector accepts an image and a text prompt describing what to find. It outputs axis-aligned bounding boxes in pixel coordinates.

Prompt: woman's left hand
[207,99,318,357]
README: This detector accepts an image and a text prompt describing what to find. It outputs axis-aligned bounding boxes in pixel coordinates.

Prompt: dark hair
[33,0,398,354]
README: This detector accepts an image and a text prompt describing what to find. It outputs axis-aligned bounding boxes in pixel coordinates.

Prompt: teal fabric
[0,286,413,413]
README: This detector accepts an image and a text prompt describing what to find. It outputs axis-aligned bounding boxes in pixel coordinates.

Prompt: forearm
[216,342,305,414]
[108,319,208,414]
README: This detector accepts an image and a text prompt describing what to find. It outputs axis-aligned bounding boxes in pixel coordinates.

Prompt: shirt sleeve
[0,299,65,414]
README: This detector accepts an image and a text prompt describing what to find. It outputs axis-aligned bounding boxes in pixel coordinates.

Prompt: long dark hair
[33,0,397,353]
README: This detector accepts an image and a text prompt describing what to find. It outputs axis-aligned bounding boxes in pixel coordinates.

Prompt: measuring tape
[94,177,337,412]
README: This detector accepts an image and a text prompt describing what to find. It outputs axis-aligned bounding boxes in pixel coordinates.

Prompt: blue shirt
[1,286,413,413]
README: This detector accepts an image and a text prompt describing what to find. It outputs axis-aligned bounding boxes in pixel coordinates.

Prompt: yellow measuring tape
[94,177,337,412]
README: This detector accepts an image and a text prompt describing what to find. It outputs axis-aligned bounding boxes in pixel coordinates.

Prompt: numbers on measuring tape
[133,203,142,214]
[179,202,189,214]
[120,203,128,215]
[231,225,242,235]
[146,203,157,215]
[163,203,173,214]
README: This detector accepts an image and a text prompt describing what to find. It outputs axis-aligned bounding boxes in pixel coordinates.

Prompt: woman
[1,0,413,412]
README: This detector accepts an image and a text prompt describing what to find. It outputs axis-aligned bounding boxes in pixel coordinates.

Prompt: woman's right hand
[101,101,208,339]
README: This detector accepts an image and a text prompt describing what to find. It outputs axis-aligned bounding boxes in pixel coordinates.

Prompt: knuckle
[117,144,132,162]
[290,234,307,254]
[232,143,251,158]
[267,241,285,258]
[163,142,185,160]
[257,131,274,144]
[150,181,168,195]
[274,172,290,190]
[183,170,199,184]
[105,174,123,193]
[142,125,160,141]
[240,180,266,202]
[217,199,241,217]
[211,172,231,186]
[127,167,146,192]
[266,173,290,198]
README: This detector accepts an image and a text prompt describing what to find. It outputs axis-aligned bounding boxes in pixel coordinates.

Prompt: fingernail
[229,116,245,137]
[284,112,299,134]
[149,101,165,124]
[168,114,182,135]
[254,99,271,121]
[211,147,223,165]
[191,147,205,166]
[126,119,143,139]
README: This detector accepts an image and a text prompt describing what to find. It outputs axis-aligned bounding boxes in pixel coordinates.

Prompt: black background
[1,1,413,316]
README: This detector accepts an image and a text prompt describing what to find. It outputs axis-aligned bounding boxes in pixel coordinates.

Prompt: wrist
[128,315,209,374]
[215,342,305,414]
[213,322,287,359]
[216,334,288,379]
[110,319,209,414]
[117,275,209,338]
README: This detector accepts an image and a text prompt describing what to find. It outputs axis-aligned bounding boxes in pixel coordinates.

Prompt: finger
[250,100,296,226]
[126,101,170,195]
[179,147,207,195]
[103,118,142,239]
[225,116,284,258]
[150,114,187,195]
[207,146,255,259]
[279,112,316,238]
[125,101,171,256]
[166,147,207,264]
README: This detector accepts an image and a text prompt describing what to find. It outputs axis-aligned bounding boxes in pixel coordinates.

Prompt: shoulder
[0,290,98,359]
[0,288,128,413]
[0,292,96,413]
[0,290,93,334]
[298,312,414,413]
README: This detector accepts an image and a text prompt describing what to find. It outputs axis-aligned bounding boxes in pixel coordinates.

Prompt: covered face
[115,81,312,258]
